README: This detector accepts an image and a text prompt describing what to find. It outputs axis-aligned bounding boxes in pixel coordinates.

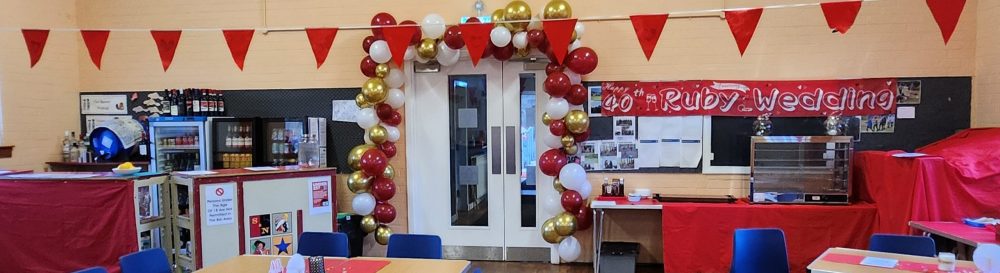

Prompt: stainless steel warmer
[749,136,853,204]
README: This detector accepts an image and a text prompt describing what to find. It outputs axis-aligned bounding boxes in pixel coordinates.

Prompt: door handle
[491,126,502,175]
[505,126,516,174]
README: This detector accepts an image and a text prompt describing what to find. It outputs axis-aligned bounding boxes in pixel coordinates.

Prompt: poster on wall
[331,100,360,122]
[248,238,271,255]
[204,183,235,226]
[896,80,921,105]
[598,141,620,170]
[613,117,637,140]
[860,114,896,133]
[308,176,332,215]
[84,115,132,134]
[579,142,599,171]
[588,85,603,117]
[81,94,128,114]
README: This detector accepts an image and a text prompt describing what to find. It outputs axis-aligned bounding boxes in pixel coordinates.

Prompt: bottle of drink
[161,89,172,116]
[192,89,201,116]
[199,89,209,116]
[225,125,233,149]
[169,90,178,116]
[218,90,226,116]
[61,131,72,162]
[244,124,252,149]
[211,90,219,116]
[184,89,193,116]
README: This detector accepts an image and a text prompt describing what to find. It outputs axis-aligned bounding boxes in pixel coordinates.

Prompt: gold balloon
[516,47,530,58]
[565,110,590,134]
[571,31,578,42]
[374,63,390,78]
[564,144,578,155]
[361,215,379,233]
[375,225,393,245]
[382,165,395,179]
[561,135,575,148]
[541,217,565,244]
[417,38,438,60]
[554,211,577,236]
[355,93,371,108]
[347,144,375,170]
[554,178,566,193]
[362,77,388,104]
[491,9,509,29]
[543,0,573,19]
[542,113,553,126]
[347,170,372,193]
[504,0,532,32]
[369,124,388,144]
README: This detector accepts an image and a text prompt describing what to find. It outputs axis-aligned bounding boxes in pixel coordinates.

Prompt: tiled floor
[468,261,664,273]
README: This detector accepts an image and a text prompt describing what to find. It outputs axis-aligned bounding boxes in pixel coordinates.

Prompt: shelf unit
[749,136,853,204]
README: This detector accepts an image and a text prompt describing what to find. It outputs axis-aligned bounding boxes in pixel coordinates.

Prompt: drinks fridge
[261,117,327,167]
[209,117,258,169]
[149,116,209,173]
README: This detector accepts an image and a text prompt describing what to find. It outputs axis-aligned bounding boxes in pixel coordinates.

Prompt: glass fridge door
[263,119,303,166]
[152,124,204,172]
[212,119,256,169]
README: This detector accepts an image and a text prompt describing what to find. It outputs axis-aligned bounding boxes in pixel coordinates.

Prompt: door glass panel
[449,75,489,227]
[154,126,201,172]
[519,73,537,228]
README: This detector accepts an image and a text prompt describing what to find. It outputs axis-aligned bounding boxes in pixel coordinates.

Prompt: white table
[590,199,662,273]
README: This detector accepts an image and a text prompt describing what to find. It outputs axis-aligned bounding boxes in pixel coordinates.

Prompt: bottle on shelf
[169,90,179,116]
[225,125,234,149]
[184,89,193,116]
[161,89,172,117]
[191,89,201,116]
[61,131,72,162]
[218,90,226,116]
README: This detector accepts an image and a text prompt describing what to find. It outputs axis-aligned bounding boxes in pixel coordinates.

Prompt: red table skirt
[661,201,877,273]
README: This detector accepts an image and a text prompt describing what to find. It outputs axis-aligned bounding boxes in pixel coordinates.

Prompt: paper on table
[678,116,703,168]
[660,117,682,167]
[244,167,280,171]
[859,256,898,268]
[637,117,663,168]
[176,170,217,176]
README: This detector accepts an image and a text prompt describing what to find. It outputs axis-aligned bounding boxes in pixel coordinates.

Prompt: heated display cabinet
[749,136,853,204]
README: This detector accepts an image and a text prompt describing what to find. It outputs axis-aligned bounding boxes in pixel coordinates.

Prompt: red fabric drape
[0,179,138,273]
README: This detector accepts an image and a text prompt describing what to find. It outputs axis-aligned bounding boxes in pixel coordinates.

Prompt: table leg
[593,209,605,273]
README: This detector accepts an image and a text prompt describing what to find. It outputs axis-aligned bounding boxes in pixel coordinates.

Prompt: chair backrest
[731,228,790,273]
[869,233,936,257]
[386,234,442,259]
[297,232,350,257]
[119,248,171,273]
[70,267,108,273]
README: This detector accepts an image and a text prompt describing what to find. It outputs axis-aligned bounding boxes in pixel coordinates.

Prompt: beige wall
[0,0,80,170]
[974,0,1000,127]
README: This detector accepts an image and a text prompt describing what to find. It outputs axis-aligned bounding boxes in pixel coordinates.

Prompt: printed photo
[271,235,295,255]
[861,114,896,133]
[137,186,152,219]
[249,239,271,255]
[599,141,618,157]
[614,117,637,140]
[582,153,600,171]
[311,180,330,209]
[271,212,292,235]
[618,142,639,170]
[249,214,271,238]
[588,85,603,116]
[897,80,921,105]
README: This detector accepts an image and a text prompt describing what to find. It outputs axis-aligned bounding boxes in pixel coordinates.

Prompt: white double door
[406,59,555,261]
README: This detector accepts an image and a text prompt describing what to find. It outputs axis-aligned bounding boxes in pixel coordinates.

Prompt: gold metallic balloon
[561,135,575,148]
[382,165,395,179]
[417,38,438,60]
[375,225,393,245]
[571,31,578,42]
[362,77,388,104]
[543,0,572,19]
[541,217,565,244]
[565,110,590,134]
[504,0,532,32]
[361,215,378,233]
[374,63,390,78]
[564,144,578,155]
[369,124,388,144]
[554,178,566,193]
[516,47,530,58]
[347,144,375,170]
[542,113,553,126]
[554,211,577,236]
[355,93,371,108]
[347,170,372,193]
[491,9,509,29]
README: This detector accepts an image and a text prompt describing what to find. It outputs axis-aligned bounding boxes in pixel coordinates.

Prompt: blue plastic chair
[730,228,790,273]
[870,233,936,257]
[297,232,350,257]
[386,234,443,259]
[119,248,171,273]
[70,267,108,273]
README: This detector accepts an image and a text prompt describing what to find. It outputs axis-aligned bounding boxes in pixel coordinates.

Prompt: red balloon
[370,12,397,38]
[566,84,588,105]
[360,56,378,77]
[561,190,584,212]
[443,25,464,49]
[573,128,591,142]
[549,120,567,136]
[544,72,572,98]
[376,103,394,120]
[481,44,495,59]
[545,63,564,76]
[466,17,481,23]
[371,177,397,201]
[399,20,421,45]
[383,111,402,126]
[538,149,568,176]
[527,29,546,48]
[362,36,376,53]
[575,203,593,230]
[360,149,388,176]
[566,47,599,75]
[494,44,515,61]
[378,141,397,158]
[373,203,397,223]
[544,48,563,64]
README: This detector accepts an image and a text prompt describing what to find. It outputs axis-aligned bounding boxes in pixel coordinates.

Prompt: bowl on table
[112,167,142,176]
[627,193,642,203]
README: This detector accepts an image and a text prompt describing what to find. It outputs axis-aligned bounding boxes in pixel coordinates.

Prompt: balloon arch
[346,0,598,261]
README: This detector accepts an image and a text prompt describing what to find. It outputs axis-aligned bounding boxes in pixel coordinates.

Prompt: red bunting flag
[724,8,764,56]
[381,25,419,68]
[150,30,182,71]
[542,19,577,65]
[21,29,50,68]
[926,0,967,44]
[459,22,495,66]
[629,14,669,60]
[821,1,862,34]
[222,29,255,70]
[81,30,111,69]
[305,28,339,69]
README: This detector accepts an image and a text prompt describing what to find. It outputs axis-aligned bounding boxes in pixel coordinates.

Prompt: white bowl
[112,167,142,176]
[627,194,642,202]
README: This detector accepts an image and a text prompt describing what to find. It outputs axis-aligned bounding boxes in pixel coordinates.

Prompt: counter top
[172,166,337,179]
[0,171,166,181]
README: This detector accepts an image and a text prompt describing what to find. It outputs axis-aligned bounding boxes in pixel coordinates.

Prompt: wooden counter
[46,161,150,172]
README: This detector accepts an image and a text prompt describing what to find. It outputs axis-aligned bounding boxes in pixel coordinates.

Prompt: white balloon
[577,181,592,197]
[512,32,528,49]
[542,130,562,149]
[421,14,446,38]
[568,39,583,52]
[546,98,570,120]
[369,40,392,64]
[528,14,542,30]
[542,195,563,216]
[559,163,587,191]
[574,22,585,38]
[356,108,379,129]
[352,193,376,215]
[565,70,582,84]
[385,89,405,109]
[385,125,400,142]
[386,68,404,89]
[437,41,458,60]
[490,26,512,47]
[557,236,581,261]
[404,46,416,61]
[438,48,461,66]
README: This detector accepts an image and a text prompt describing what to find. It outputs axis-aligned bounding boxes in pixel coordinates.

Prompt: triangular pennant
[458,22,495,66]
[381,25,419,68]
[150,30,182,71]
[81,30,111,69]
[222,29,255,70]
[724,8,764,56]
[821,1,862,34]
[542,19,577,64]
[926,0,966,44]
[305,28,339,68]
[21,29,50,68]
[629,14,669,60]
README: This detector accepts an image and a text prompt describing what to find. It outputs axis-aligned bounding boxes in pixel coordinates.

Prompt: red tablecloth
[661,201,877,273]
